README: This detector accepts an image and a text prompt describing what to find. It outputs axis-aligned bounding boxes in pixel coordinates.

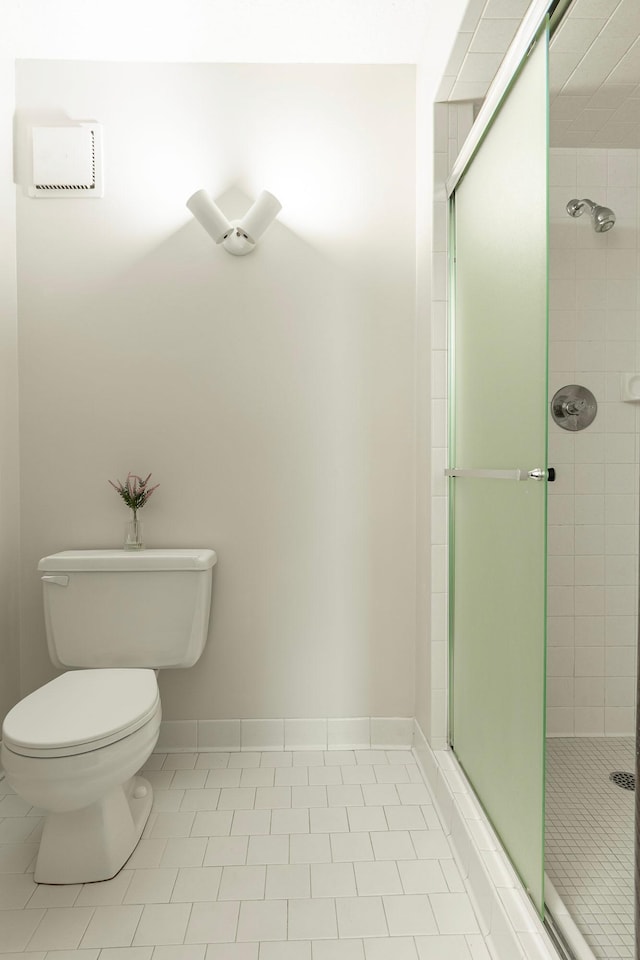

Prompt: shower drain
[609,771,635,791]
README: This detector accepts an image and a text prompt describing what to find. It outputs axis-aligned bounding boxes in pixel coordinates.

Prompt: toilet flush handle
[41,575,69,586]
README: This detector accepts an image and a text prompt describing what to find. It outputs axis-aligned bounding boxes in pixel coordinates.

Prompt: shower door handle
[445,467,555,482]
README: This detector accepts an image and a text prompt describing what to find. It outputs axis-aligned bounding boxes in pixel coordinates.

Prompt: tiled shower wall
[547,147,640,738]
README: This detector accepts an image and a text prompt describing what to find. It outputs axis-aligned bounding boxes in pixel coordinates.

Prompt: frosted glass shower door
[449,29,549,914]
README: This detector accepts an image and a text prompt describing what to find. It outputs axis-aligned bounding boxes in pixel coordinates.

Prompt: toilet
[1,548,216,884]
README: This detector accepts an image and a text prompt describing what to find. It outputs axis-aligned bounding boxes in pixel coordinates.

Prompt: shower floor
[545,737,635,960]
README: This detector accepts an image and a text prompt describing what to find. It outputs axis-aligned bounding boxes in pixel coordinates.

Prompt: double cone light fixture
[186,189,282,256]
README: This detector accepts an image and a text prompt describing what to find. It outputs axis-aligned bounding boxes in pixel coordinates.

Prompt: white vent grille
[30,124,104,198]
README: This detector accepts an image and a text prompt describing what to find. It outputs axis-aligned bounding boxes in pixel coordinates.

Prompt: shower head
[566,198,616,233]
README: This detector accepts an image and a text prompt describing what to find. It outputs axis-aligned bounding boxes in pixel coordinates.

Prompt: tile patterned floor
[546,737,635,960]
[0,749,490,959]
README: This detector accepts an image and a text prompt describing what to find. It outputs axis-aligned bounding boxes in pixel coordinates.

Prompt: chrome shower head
[567,198,616,233]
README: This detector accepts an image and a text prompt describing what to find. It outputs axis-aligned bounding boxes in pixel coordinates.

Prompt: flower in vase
[109,472,159,520]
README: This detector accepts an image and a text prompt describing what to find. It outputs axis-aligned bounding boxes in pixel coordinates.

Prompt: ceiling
[549,0,640,148]
[439,0,640,149]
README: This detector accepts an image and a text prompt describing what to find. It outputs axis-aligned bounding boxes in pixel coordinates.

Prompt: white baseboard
[156,717,414,753]
[412,720,560,960]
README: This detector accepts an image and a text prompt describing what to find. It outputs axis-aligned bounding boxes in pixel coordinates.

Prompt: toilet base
[34,774,153,884]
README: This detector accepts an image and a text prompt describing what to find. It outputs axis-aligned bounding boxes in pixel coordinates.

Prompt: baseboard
[157,717,415,753]
[412,720,561,960]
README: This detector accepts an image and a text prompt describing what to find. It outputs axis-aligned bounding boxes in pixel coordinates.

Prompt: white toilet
[1,548,216,884]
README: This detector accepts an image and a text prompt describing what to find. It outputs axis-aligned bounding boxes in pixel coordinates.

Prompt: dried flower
[109,472,159,517]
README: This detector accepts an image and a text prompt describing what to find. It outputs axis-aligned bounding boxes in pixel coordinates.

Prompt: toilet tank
[38,549,217,670]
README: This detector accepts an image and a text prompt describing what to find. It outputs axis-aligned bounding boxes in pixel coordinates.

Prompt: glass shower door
[449,27,549,914]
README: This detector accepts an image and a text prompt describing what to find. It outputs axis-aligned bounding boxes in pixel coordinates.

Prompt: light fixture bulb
[186,189,232,244]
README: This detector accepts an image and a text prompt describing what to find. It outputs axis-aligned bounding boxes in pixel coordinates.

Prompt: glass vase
[124,515,144,550]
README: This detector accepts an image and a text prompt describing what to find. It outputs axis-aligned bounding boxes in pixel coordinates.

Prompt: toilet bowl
[1,668,161,883]
[2,548,216,884]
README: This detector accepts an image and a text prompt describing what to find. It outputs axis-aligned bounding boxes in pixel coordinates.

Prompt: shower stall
[445,1,639,958]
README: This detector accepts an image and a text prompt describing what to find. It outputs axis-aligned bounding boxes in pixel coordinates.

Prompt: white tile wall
[547,146,639,738]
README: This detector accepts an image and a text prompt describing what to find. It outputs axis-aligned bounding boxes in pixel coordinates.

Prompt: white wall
[15,60,417,722]
[547,147,639,737]
[0,1,21,725]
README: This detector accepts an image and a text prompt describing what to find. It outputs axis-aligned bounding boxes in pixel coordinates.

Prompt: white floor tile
[324,753,356,767]
[236,899,287,942]
[246,835,289,865]
[270,809,309,835]
[414,934,473,959]
[149,813,195,839]
[341,768,376,786]
[330,833,374,863]
[312,940,365,959]
[171,771,209,791]
[185,902,240,944]
[124,868,178,904]
[382,895,438,936]
[0,874,37,909]
[153,946,206,960]
[231,811,271,837]
[327,787,364,808]
[258,941,311,959]
[81,906,143,949]
[259,753,292,769]
[363,936,419,960]
[292,787,327,809]
[204,837,249,867]
[292,752,324,767]
[346,808,387,834]
[370,833,415,861]
[133,903,192,946]
[288,898,337,940]
[205,944,257,960]
[396,786,431,806]
[218,790,256,812]
[239,769,275,789]
[397,860,448,894]
[0,909,45,952]
[228,755,261,769]
[429,894,479,935]
[152,791,185,814]
[308,769,342,787]
[75,870,134,906]
[171,866,222,902]
[195,754,230,770]
[28,907,94,951]
[440,861,465,894]
[355,753,387,766]
[361,787,399,807]
[409,832,452,860]
[163,755,197,771]
[180,790,222,812]
[310,863,357,900]
[373,767,409,785]
[206,771,241,789]
[274,768,309,787]
[0,843,39,874]
[265,864,310,900]
[310,808,349,834]
[290,834,332,864]
[125,839,168,869]
[99,949,152,960]
[335,897,388,939]
[383,808,426,832]
[24,884,80,910]
[218,865,266,901]
[160,838,208,868]
[191,812,233,838]
[353,862,403,897]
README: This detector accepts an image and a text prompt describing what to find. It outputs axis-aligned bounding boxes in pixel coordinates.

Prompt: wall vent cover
[29,124,104,198]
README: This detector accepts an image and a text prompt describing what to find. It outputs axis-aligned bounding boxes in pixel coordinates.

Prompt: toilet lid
[2,669,160,757]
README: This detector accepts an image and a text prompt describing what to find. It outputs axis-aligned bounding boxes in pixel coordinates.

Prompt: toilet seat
[2,668,159,759]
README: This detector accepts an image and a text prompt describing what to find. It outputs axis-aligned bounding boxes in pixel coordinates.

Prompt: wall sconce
[186,189,282,256]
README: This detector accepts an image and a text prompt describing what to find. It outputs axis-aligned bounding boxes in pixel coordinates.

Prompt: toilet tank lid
[38,548,217,572]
